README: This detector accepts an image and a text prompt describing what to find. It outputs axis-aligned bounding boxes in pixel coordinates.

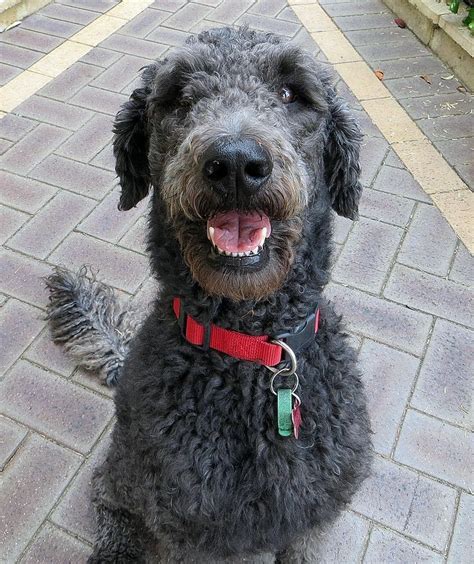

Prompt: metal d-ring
[270,369,299,396]
[264,339,297,376]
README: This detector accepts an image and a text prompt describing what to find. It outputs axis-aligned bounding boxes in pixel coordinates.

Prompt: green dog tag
[277,388,293,437]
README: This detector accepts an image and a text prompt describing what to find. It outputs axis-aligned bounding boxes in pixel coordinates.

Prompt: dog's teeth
[208,226,215,243]
[252,246,259,254]
[262,227,267,240]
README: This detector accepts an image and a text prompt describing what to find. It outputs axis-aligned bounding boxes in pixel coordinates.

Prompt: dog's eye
[278,86,297,104]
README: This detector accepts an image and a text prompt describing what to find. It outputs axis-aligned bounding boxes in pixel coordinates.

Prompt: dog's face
[114,28,362,301]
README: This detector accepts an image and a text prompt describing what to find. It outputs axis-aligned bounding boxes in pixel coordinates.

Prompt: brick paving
[0,0,472,562]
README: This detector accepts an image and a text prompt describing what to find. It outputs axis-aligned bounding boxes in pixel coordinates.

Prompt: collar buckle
[275,310,319,363]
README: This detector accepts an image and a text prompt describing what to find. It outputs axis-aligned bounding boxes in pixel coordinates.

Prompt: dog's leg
[275,527,320,564]
[88,466,150,563]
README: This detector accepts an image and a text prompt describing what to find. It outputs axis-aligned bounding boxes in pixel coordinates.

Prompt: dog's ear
[114,86,151,211]
[324,93,363,220]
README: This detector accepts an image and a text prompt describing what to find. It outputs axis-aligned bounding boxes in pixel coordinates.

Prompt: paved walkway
[0,1,472,562]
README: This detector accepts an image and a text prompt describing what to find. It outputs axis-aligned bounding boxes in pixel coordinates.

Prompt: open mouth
[207,211,271,267]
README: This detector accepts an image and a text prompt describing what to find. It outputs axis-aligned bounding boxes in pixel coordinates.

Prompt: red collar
[172,298,320,367]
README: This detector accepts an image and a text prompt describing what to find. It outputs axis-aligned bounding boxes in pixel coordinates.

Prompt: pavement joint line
[290,0,473,254]
[0,0,155,114]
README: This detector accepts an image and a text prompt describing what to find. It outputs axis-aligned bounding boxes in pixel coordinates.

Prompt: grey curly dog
[46,27,372,563]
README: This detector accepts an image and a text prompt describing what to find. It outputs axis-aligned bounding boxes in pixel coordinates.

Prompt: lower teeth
[215,246,262,257]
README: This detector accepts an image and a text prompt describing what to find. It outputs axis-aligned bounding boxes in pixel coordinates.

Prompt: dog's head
[114,28,362,301]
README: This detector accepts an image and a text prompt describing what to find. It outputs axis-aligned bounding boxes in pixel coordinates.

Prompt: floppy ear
[113,86,151,211]
[324,94,363,220]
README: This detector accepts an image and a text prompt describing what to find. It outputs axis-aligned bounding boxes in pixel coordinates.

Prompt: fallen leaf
[441,74,455,80]
[420,74,432,84]
[394,18,406,28]
[457,85,467,93]
[374,70,384,81]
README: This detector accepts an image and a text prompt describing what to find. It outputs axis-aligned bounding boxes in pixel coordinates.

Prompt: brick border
[290,0,473,253]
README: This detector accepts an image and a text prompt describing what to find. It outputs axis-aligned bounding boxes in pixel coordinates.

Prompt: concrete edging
[382,0,474,90]
[290,0,473,253]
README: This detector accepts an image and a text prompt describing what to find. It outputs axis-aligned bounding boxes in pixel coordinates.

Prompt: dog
[46,27,371,563]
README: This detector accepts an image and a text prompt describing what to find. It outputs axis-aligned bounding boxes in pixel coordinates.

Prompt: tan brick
[72,15,127,46]
[29,41,92,78]
[292,3,337,31]
[335,61,389,101]
[432,190,474,254]
[362,97,425,143]
[311,30,362,63]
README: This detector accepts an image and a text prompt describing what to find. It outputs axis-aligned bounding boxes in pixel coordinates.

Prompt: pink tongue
[208,211,271,253]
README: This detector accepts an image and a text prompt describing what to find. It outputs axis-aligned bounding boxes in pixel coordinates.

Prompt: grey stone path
[0,1,472,562]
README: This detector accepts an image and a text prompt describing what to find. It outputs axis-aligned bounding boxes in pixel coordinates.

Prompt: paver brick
[79,46,122,68]
[277,6,300,23]
[448,493,474,563]
[359,187,414,227]
[0,27,64,53]
[0,416,27,471]
[52,430,112,542]
[449,243,474,287]
[8,190,95,259]
[0,43,44,68]
[24,328,77,377]
[358,339,419,455]
[385,74,459,100]
[41,2,100,25]
[0,123,70,175]
[70,85,128,114]
[0,433,81,562]
[152,0,187,11]
[352,108,383,138]
[332,214,352,245]
[0,360,114,453]
[369,55,448,79]
[0,62,22,85]
[326,282,433,356]
[358,39,429,62]
[345,26,411,47]
[14,95,93,130]
[147,25,191,46]
[39,61,103,101]
[384,264,474,328]
[324,0,388,17]
[0,299,43,374]
[237,12,301,36]
[0,113,36,142]
[334,12,394,31]
[418,114,474,142]
[119,8,169,38]
[0,204,29,244]
[162,2,213,31]
[30,154,116,199]
[316,511,369,562]
[399,92,473,120]
[412,319,472,428]
[78,188,148,243]
[56,113,113,162]
[118,215,148,254]
[91,55,151,92]
[0,138,12,154]
[57,0,119,12]
[73,366,115,397]
[434,138,472,168]
[0,249,52,307]
[332,217,403,294]
[101,33,168,59]
[91,142,115,170]
[21,522,90,564]
[250,0,288,17]
[49,231,149,293]
[20,13,83,38]
[396,409,473,490]
[372,164,431,203]
[0,171,56,214]
[364,527,443,564]
[352,456,457,549]
[398,204,457,277]
[359,136,388,187]
[454,162,473,190]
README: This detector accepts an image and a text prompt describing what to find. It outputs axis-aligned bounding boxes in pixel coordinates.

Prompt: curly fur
[47,27,371,563]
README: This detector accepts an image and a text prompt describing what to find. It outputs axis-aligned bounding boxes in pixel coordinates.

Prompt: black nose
[202,137,273,196]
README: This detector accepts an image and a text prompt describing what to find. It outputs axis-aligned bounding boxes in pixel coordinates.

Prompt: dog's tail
[45,266,144,386]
